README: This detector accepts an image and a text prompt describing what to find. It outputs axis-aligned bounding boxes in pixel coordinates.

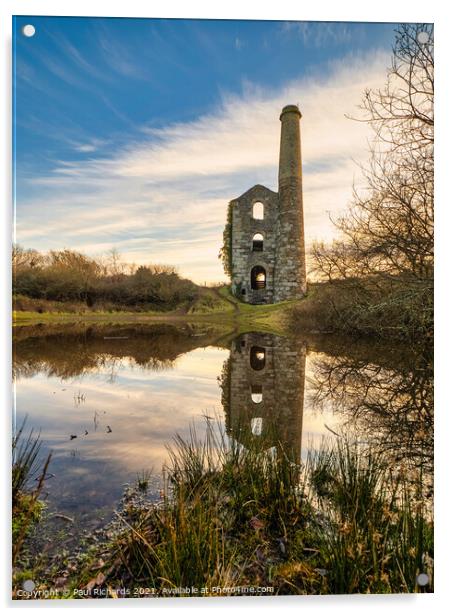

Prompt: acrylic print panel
[12,15,434,599]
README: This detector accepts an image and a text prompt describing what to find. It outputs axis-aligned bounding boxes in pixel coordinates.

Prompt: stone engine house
[229,105,307,304]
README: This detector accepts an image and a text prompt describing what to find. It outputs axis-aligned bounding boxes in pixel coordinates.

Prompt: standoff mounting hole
[417,31,429,44]
[22,24,36,38]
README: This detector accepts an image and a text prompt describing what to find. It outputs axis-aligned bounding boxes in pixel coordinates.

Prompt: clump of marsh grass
[78,417,308,595]
[302,439,433,593]
[74,418,433,596]
[12,421,42,505]
[12,419,52,566]
[135,469,153,493]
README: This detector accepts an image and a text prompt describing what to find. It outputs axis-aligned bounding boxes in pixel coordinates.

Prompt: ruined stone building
[221,332,306,463]
[228,105,306,304]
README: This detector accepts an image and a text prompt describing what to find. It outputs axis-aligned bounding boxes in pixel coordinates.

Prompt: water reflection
[221,333,306,464]
[13,322,229,380]
[13,323,433,534]
[310,345,433,475]
[13,323,231,529]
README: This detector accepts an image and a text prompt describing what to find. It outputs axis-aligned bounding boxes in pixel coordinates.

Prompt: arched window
[250,346,266,370]
[251,385,263,404]
[252,201,264,220]
[251,266,266,290]
[251,417,263,436]
[252,233,264,252]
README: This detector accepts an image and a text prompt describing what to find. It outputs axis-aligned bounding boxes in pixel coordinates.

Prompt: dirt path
[211,287,240,314]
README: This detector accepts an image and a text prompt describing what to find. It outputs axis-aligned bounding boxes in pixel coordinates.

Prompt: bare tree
[12,244,44,270]
[313,23,433,283]
[310,24,433,338]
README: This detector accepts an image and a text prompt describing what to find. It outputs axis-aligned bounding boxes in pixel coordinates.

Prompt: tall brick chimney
[274,104,307,301]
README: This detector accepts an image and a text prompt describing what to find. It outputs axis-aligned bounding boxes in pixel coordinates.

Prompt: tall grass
[12,419,52,566]
[77,419,433,596]
[305,440,433,593]
[12,420,42,506]
[88,419,305,594]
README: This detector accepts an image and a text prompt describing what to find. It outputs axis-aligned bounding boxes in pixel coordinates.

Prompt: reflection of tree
[310,350,433,476]
[13,323,229,380]
[218,356,231,423]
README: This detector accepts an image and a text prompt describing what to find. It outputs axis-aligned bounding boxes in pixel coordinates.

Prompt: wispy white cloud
[73,144,98,153]
[48,31,114,83]
[16,50,391,283]
[96,26,148,80]
[71,138,109,153]
[280,21,353,48]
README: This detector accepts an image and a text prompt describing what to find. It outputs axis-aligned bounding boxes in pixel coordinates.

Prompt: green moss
[218,201,233,280]
[12,494,45,545]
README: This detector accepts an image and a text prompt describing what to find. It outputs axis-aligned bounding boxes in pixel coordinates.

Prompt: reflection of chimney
[275,105,307,300]
[274,336,306,464]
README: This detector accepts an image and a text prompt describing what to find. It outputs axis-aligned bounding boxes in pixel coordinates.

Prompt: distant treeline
[13,246,199,311]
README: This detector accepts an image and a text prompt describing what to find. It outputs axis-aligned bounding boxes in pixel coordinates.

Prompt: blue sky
[13,16,399,282]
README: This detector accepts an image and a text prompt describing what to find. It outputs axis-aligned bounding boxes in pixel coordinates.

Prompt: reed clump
[75,419,433,596]
[303,441,433,593]
[12,420,52,567]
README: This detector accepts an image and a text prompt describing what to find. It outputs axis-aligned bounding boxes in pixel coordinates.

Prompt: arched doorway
[251,265,266,290]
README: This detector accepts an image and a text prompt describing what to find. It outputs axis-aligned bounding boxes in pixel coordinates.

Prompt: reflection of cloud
[15,346,346,494]
[17,51,390,283]
[14,338,360,520]
[15,348,226,475]
[302,353,343,455]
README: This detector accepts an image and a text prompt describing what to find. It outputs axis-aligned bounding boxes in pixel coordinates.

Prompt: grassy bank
[291,280,433,342]
[13,286,295,336]
[13,286,234,320]
[13,419,433,598]
[13,280,433,342]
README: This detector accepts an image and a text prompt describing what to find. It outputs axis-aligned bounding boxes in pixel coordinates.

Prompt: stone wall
[230,184,279,304]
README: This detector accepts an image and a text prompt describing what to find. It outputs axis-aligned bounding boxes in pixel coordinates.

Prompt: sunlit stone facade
[229,105,307,304]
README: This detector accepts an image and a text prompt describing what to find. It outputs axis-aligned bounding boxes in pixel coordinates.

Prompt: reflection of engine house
[223,332,306,463]
[228,105,307,304]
